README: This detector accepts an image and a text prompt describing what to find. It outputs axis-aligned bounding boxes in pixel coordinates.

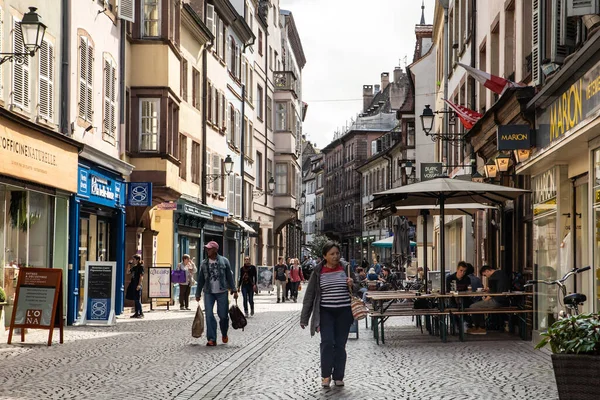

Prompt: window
[269,46,272,70]
[140,99,160,151]
[206,149,212,193]
[207,4,215,36]
[235,109,241,148]
[245,119,253,156]
[211,86,217,124]
[102,55,117,142]
[227,175,240,214]
[220,91,226,130]
[38,39,54,121]
[191,141,200,184]
[220,23,226,60]
[256,151,263,189]
[179,134,187,179]
[192,68,200,110]
[275,163,288,194]
[142,0,160,37]
[257,85,263,119]
[275,102,287,131]
[235,175,242,216]
[78,35,93,121]
[266,96,272,130]
[228,103,235,144]
[248,68,253,103]
[258,29,263,56]
[267,159,273,186]
[181,58,188,101]
[213,154,222,194]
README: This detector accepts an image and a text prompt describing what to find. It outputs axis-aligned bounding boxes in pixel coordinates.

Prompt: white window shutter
[118,0,135,22]
[213,154,221,193]
[86,43,94,121]
[12,19,29,110]
[228,175,235,214]
[235,175,242,216]
[226,103,231,142]
[206,5,215,36]
[235,110,241,148]
[211,87,217,124]
[39,40,53,121]
[79,36,88,118]
[103,57,117,140]
[567,0,599,16]
[206,150,212,193]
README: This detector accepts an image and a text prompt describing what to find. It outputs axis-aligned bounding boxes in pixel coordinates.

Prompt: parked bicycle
[524,266,591,318]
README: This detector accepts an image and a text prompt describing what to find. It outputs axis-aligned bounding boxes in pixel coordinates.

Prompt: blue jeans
[204,291,229,341]
[241,284,255,314]
[134,290,142,315]
[319,306,354,380]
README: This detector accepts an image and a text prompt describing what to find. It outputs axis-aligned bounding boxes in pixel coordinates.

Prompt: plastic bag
[192,304,204,338]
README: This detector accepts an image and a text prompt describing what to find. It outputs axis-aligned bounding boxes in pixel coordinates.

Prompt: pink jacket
[289,266,304,282]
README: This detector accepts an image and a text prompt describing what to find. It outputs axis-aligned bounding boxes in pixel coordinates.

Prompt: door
[78,216,90,315]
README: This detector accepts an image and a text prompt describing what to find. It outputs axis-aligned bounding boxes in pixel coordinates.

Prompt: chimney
[363,85,374,112]
[374,84,381,93]
[394,67,404,84]
[381,72,390,90]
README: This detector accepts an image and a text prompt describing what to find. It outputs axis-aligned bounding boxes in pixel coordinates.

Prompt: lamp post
[253,176,275,198]
[207,154,234,183]
[0,7,46,65]
[419,105,461,142]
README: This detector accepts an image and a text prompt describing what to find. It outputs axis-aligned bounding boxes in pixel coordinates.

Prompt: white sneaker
[334,380,345,387]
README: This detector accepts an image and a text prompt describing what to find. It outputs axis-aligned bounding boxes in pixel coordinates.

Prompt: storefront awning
[231,218,257,234]
[211,208,229,218]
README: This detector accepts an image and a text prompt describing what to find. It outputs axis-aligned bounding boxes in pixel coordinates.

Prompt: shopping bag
[298,283,302,292]
[192,304,204,338]
[172,269,187,284]
[229,300,247,331]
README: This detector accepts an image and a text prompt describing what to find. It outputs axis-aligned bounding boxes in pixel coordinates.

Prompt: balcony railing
[274,71,298,96]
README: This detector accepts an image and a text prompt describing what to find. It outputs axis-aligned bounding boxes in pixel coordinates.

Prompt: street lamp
[420,105,435,134]
[484,158,498,179]
[0,7,46,65]
[419,105,461,142]
[494,153,511,172]
[514,149,532,163]
[252,176,275,198]
[207,154,234,183]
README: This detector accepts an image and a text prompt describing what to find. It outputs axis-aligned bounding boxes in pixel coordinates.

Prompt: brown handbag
[347,265,368,320]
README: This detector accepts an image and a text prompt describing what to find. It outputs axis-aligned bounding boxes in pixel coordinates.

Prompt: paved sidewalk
[0,291,557,400]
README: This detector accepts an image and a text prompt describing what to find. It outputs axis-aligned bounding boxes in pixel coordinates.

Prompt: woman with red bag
[289,258,304,302]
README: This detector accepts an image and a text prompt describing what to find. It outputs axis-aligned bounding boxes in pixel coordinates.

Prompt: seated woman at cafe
[377,267,399,291]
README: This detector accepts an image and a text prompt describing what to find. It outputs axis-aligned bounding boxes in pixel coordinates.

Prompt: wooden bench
[369,307,457,344]
[450,308,533,341]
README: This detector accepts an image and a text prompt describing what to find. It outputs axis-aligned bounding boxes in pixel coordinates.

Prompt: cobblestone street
[0,291,557,400]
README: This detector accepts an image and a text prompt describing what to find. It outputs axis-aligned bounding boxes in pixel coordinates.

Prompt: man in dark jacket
[238,256,257,317]
[467,265,510,335]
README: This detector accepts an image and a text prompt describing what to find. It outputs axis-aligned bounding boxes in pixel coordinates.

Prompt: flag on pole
[443,99,482,130]
[457,63,524,95]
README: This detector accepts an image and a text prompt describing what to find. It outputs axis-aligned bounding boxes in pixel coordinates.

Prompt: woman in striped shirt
[300,241,354,388]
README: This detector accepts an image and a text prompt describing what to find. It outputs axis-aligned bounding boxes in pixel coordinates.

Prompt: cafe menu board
[148,267,171,299]
[80,262,116,326]
[8,268,64,346]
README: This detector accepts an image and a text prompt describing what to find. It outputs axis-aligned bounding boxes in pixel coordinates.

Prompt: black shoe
[138,313,144,319]
[130,313,139,318]
[293,297,297,303]
[282,298,286,303]
[277,298,280,303]
[185,307,191,311]
[251,310,254,316]
[180,306,185,310]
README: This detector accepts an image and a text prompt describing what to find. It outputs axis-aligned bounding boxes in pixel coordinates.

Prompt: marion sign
[496,125,532,150]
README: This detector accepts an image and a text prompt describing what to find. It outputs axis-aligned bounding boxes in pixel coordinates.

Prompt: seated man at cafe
[446,261,472,293]
[377,266,399,291]
[467,265,511,335]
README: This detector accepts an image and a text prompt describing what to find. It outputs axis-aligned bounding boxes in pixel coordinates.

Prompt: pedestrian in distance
[238,256,257,317]
[285,257,293,300]
[300,241,355,388]
[195,241,238,346]
[289,258,304,302]
[274,256,289,303]
[128,254,144,318]
[176,254,197,310]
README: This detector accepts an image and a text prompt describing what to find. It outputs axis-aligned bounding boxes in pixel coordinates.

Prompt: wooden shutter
[551,0,576,63]
[220,92,226,129]
[532,0,540,85]
[211,86,217,124]
[119,0,135,22]
[567,0,599,16]
[212,154,221,193]
[235,109,241,148]
[103,57,117,140]
[206,149,212,193]
[235,175,242,216]
[206,81,211,120]
[206,5,215,36]
[12,19,29,110]
[39,40,54,121]
[228,174,235,214]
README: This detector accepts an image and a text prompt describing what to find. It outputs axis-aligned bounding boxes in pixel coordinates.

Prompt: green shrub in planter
[536,313,600,355]
[537,313,600,400]
[0,286,5,303]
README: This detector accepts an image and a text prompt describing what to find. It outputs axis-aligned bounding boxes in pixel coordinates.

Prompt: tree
[307,235,330,258]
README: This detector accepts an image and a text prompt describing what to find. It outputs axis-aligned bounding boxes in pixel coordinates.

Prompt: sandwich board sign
[78,262,117,326]
[8,268,64,346]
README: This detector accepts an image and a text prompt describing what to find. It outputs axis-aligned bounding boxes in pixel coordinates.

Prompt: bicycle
[524,266,591,318]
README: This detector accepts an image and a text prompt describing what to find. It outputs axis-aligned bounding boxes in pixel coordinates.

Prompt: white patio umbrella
[372,177,530,294]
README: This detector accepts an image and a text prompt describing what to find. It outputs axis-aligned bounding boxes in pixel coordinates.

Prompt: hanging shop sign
[532,167,558,216]
[421,163,444,181]
[496,125,533,150]
[79,262,117,326]
[127,182,152,207]
[182,203,212,219]
[8,268,64,346]
[537,58,600,149]
[0,123,78,193]
[78,165,125,208]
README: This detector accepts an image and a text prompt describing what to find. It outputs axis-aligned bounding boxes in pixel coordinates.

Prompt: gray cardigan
[300,265,322,336]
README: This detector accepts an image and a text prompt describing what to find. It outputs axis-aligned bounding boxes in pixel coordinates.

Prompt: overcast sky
[280,0,436,149]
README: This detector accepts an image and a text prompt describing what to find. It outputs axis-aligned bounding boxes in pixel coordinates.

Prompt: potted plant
[536,313,600,400]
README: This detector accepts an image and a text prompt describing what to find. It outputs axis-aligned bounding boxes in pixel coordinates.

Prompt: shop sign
[595,189,600,204]
[0,123,78,193]
[79,262,116,326]
[496,125,533,150]
[537,58,600,149]
[183,203,211,218]
[78,166,125,208]
[532,168,557,206]
[127,182,152,207]
[421,163,444,181]
[148,267,171,299]
[155,202,178,210]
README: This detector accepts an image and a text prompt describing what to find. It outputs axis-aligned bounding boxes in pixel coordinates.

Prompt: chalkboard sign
[80,262,116,326]
[421,163,444,181]
[8,268,64,346]
[148,267,171,299]
[257,266,274,293]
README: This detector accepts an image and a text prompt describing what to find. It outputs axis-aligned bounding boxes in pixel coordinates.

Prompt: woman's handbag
[192,304,204,338]
[298,283,302,292]
[172,269,187,284]
[347,265,368,320]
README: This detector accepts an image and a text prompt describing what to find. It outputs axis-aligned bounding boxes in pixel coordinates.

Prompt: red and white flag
[458,63,524,95]
[443,99,482,130]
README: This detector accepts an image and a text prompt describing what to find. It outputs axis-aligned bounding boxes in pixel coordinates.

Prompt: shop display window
[533,213,558,330]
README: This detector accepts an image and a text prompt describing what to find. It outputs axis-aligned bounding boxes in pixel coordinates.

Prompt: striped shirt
[320,266,351,308]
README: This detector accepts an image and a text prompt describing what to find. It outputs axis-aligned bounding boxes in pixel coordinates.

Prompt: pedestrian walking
[238,256,257,317]
[285,257,293,300]
[127,254,144,319]
[300,241,355,388]
[273,256,289,303]
[176,254,197,310]
[195,241,238,346]
[289,258,304,302]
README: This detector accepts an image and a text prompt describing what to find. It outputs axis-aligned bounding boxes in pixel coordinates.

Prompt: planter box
[552,354,600,400]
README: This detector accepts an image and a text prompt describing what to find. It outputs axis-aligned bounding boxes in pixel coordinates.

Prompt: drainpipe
[442,1,449,165]
[467,0,477,165]
[119,21,125,153]
[241,82,246,220]
[60,0,70,135]
[201,2,209,205]
[264,32,269,208]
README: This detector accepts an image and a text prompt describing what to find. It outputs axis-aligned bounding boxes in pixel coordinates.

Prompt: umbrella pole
[421,210,428,293]
[440,196,446,295]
